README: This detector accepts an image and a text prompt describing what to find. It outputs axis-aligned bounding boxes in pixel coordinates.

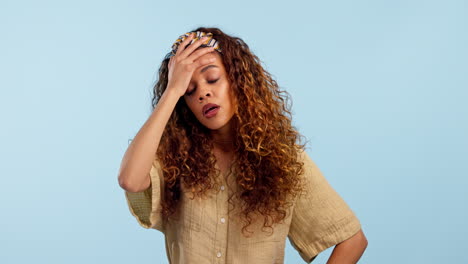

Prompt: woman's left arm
[326,229,368,264]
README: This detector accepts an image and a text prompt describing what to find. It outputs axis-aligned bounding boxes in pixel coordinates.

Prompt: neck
[210,128,235,153]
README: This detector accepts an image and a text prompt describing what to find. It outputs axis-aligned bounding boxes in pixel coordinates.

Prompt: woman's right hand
[166,33,216,97]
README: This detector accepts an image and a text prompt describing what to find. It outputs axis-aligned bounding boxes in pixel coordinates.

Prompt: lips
[202,103,220,116]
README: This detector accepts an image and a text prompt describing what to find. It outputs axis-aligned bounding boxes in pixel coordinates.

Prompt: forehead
[194,50,224,70]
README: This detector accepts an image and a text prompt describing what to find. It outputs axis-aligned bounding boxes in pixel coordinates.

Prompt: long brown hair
[153,26,308,236]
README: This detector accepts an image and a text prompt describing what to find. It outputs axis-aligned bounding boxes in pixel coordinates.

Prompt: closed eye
[186,88,195,96]
[186,79,219,96]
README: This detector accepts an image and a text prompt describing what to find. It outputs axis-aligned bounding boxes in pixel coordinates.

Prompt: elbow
[118,173,150,193]
[361,230,368,248]
[356,229,369,253]
[339,228,368,252]
[118,174,140,193]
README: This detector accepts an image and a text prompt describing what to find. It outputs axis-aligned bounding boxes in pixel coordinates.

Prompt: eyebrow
[200,65,219,73]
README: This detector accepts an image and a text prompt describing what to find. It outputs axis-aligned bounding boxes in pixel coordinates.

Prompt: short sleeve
[124,158,165,232]
[288,150,362,263]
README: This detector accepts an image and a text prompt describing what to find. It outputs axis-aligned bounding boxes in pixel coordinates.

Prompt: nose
[198,91,212,102]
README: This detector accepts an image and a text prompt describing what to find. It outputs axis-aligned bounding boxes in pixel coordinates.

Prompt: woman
[118,27,368,263]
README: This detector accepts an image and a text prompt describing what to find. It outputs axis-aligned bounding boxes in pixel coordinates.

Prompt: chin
[202,121,228,131]
[199,115,234,131]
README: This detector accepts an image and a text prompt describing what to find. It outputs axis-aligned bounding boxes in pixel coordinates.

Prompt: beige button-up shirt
[124,149,361,263]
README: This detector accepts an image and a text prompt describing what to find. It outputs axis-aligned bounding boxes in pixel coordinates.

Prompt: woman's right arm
[118,89,180,193]
[117,33,216,193]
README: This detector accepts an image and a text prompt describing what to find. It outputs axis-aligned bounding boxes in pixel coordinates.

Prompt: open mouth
[203,103,220,116]
[205,106,219,115]
[203,105,220,118]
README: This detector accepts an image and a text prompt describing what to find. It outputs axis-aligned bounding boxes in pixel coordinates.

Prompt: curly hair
[152,26,309,236]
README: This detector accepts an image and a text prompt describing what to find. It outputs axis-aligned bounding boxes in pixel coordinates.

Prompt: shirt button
[220,185,225,191]
[216,252,222,258]
[220,217,225,223]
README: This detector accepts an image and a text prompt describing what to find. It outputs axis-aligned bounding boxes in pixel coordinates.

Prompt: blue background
[1,0,467,263]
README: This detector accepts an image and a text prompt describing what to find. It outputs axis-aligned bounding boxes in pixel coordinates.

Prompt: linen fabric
[124,149,361,263]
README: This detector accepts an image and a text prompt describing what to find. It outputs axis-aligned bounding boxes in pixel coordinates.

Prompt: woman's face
[183,51,238,132]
